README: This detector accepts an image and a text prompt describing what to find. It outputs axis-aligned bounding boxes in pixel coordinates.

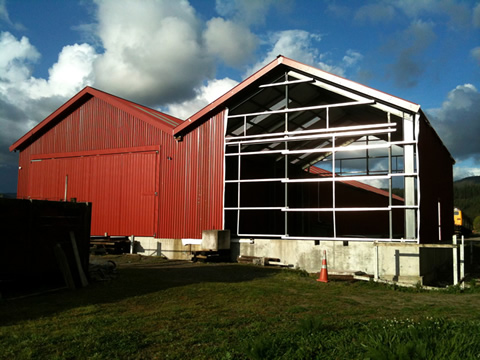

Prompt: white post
[130,235,135,254]
[453,235,458,286]
[374,243,379,281]
[64,175,68,201]
[437,201,442,241]
[460,235,465,289]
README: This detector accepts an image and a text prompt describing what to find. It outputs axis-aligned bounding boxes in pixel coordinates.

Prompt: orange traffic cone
[317,250,328,283]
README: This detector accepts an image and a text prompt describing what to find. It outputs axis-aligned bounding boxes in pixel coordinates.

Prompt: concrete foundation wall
[233,239,451,285]
[134,236,453,285]
[133,237,201,260]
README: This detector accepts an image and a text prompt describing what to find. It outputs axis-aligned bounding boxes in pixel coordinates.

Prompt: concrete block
[202,230,231,250]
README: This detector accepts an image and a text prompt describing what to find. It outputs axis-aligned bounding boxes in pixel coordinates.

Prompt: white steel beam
[282,143,390,155]
[225,122,396,142]
[259,77,315,88]
[282,235,417,242]
[227,99,375,119]
[225,128,394,146]
[287,70,420,116]
[225,178,285,183]
[225,150,285,156]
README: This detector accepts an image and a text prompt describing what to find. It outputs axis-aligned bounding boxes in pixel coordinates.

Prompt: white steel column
[403,113,416,240]
[222,108,229,229]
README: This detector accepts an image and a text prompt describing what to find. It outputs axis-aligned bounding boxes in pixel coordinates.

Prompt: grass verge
[1,255,480,359]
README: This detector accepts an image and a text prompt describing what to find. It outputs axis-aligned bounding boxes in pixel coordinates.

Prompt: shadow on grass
[0,261,281,325]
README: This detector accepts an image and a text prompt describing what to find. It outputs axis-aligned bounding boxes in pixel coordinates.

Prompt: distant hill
[454,177,480,228]
[0,193,17,199]
[455,176,480,185]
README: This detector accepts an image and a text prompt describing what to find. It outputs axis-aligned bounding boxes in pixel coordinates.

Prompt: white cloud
[0,32,97,170]
[0,0,25,31]
[392,0,471,27]
[165,77,239,119]
[427,84,480,161]
[354,3,395,24]
[343,50,363,68]
[453,159,480,181]
[472,47,480,63]
[245,30,363,79]
[27,44,97,99]
[93,0,214,106]
[204,17,257,67]
[215,0,276,25]
[389,0,436,17]
[474,3,480,27]
[0,32,39,84]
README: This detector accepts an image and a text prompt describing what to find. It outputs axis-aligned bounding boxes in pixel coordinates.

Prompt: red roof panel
[10,86,183,152]
[306,166,404,202]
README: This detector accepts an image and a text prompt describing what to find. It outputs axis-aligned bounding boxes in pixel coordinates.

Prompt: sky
[1,0,479,193]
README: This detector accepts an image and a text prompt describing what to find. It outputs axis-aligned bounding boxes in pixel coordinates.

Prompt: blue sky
[1,0,480,193]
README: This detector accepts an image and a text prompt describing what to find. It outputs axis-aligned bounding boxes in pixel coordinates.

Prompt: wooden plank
[53,244,76,290]
[70,231,89,287]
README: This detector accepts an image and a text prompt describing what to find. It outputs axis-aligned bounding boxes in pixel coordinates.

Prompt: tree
[474,216,480,233]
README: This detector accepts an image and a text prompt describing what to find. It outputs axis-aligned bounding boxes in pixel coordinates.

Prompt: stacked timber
[237,255,290,267]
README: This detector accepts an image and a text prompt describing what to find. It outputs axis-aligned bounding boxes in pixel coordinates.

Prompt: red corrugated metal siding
[17,96,171,236]
[158,111,225,239]
[22,97,172,155]
[17,96,226,240]
[25,150,158,236]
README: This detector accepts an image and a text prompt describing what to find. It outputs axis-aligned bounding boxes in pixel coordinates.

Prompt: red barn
[11,56,455,285]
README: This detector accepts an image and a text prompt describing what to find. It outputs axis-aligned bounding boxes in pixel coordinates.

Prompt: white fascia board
[288,71,420,116]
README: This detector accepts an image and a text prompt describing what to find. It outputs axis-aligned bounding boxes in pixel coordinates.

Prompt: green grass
[1,255,480,359]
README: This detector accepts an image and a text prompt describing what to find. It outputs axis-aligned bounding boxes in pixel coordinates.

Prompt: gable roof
[173,55,421,136]
[10,86,183,152]
[306,166,404,202]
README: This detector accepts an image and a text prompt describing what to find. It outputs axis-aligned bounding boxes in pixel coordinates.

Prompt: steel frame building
[174,56,454,246]
[11,56,454,283]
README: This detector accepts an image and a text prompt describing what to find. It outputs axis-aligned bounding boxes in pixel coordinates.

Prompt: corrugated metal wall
[17,97,226,239]
[158,111,225,239]
[27,151,158,236]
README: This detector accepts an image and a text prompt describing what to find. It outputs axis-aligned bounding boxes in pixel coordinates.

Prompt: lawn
[1,255,480,359]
